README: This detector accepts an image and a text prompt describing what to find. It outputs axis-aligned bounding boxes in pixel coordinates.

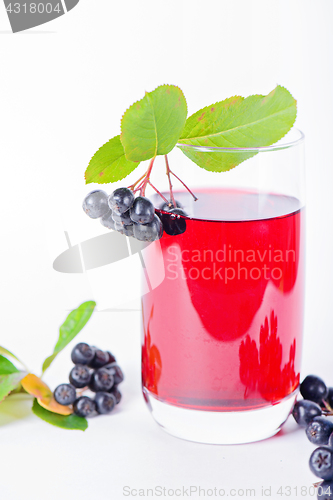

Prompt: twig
[140,157,156,196]
[148,181,169,204]
[169,168,198,201]
[164,155,176,208]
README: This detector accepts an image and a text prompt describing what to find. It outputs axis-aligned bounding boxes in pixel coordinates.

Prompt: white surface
[0,0,333,498]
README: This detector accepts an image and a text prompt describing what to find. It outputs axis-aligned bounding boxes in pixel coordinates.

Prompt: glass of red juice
[141,129,305,444]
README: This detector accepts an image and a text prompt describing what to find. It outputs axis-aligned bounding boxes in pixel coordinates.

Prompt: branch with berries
[0,302,124,431]
[293,375,333,498]
[82,84,297,242]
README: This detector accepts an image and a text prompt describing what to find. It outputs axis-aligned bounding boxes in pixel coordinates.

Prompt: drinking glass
[141,129,305,444]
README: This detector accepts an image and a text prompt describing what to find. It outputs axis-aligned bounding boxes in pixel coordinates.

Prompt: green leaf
[85,135,140,185]
[178,85,297,172]
[0,346,28,370]
[121,84,187,162]
[32,399,88,431]
[42,301,96,373]
[0,355,19,375]
[0,372,26,403]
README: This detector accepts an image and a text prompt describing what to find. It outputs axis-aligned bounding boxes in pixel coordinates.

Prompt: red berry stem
[148,181,170,204]
[126,154,198,206]
[128,172,146,190]
[169,168,198,202]
[140,157,156,197]
[165,155,176,208]
[133,179,146,194]
[322,399,333,415]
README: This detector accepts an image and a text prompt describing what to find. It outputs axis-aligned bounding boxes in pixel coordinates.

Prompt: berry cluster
[293,375,333,498]
[82,187,187,241]
[53,342,124,418]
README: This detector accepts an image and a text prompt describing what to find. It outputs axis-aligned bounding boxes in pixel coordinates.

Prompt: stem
[148,181,169,204]
[322,400,333,414]
[140,157,156,196]
[128,172,146,190]
[133,179,146,193]
[164,155,176,208]
[169,169,198,201]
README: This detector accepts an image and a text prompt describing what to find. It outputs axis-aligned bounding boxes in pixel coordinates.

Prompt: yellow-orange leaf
[21,373,52,399]
[37,397,73,416]
[21,373,73,416]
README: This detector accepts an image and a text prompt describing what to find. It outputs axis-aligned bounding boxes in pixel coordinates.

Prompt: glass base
[143,389,297,445]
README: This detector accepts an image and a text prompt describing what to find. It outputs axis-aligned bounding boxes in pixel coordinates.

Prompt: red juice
[142,189,305,412]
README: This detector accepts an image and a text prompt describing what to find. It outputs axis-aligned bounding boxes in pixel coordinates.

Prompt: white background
[0,1,333,499]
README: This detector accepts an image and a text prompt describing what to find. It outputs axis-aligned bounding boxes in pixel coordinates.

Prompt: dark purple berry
[73,396,96,417]
[108,188,134,215]
[130,197,155,224]
[89,349,109,369]
[101,210,116,230]
[328,432,333,448]
[83,190,109,219]
[160,200,183,211]
[54,384,76,406]
[292,400,322,426]
[317,480,333,499]
[123,225,134,237]
[69,365,91,388]
[112,210,133,226]
[300,375,328,404]
[95,392,116,414]
[306,417,333,445]
[106,352,116,364]
[89,368,114,392]
[115,222,134,237]
[133,215,163,242]
[110,386,122,404]
[104,363,124,385]
[309,446,333,480]
[157,208,187,236]
[71,343,94,365]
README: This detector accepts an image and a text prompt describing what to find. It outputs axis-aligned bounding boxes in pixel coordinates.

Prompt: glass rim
[176,128,304,153]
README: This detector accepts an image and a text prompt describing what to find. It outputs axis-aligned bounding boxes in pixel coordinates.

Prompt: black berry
[89,349,109,369]
[95,392,116,414]
[71,343,94,365]
[100,210,116,230]
[292,400,322,426]
[89,367,114,392]
[306,417,333,445]
[106,352,117,364]
[317,480,333,499]
[110,386,122,404]
[115,222,134,237]
[73,396,96,418]
[104,363,124,385]
[69,365,92,388]
[82,190,109,219]
[300,375,328,404]
[328,432,333,448]
[54,384,76,406]
[160,200,183,211]
[158,208,187,236]
[130,197,155,224]
[112,210,133,226]
[309,446,333,480]
[133,215,163,242]
[108,188,134,215]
